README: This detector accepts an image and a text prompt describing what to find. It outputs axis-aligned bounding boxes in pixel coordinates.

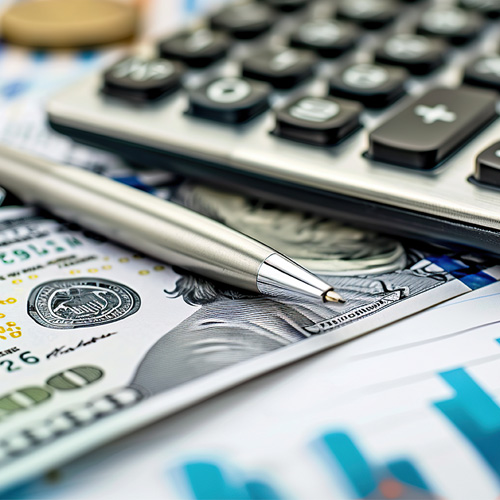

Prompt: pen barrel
[0,146,273,292]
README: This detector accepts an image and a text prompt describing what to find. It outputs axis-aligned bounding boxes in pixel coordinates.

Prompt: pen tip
[323,289,346,304]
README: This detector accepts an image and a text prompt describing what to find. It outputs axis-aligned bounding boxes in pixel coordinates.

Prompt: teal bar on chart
[177,461,283,500]
[318,431,433,498]
[434,367,500,478]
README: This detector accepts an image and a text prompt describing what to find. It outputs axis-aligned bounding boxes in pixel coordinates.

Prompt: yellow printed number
[0,322,22,340]
[0,298,16,305]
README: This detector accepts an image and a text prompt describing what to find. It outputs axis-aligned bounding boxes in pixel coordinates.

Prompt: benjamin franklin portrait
[129,184,464,397]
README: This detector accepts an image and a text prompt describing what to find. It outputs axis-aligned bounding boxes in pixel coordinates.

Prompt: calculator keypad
[48,0,500,252]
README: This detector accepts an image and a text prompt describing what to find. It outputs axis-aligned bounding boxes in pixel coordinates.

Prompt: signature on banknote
[46,332,118,359]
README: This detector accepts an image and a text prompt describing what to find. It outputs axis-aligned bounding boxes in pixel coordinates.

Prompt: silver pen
[0,145,344,303]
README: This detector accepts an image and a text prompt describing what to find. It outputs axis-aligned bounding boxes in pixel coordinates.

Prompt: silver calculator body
[47,0,500,253]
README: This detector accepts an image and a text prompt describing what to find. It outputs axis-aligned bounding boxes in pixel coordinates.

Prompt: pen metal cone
[324,290,346,303]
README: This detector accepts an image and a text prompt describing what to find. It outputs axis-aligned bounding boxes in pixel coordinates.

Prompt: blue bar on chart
[317,431,435,499]
[174,460,283,500]
[434,367,500,480]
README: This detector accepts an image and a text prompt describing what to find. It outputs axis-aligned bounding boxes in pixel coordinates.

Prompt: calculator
[47,0,500,253]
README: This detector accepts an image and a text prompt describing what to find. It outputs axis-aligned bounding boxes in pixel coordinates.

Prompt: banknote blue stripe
[428,256,497,289]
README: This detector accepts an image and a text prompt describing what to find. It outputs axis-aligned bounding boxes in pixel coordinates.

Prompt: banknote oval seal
[28,278,141,329]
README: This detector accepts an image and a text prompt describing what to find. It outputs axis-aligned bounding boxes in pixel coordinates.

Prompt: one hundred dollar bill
[0,204,498,492]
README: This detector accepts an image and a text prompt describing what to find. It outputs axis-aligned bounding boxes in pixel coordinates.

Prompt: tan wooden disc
[1,0,139,48]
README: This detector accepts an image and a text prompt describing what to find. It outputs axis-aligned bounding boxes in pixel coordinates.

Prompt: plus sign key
[368,87,498,169]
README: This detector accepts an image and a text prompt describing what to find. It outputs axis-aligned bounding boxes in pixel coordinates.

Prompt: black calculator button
[187,77,271,123]
[102,56,184,102]
[289,19,360,58]
[474,142,500,187]
[210,3,277,39]
[336,0,398,29]
[369,87,498,169]
[273,95,362,145]
[258,0,307,12]
[242,48,317,89]
[158,29,230,68]
[459,0,500,18]
[417,7,483,45]
[375,34,447,75]
[329,63,407,108]
[463,55,500,91]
